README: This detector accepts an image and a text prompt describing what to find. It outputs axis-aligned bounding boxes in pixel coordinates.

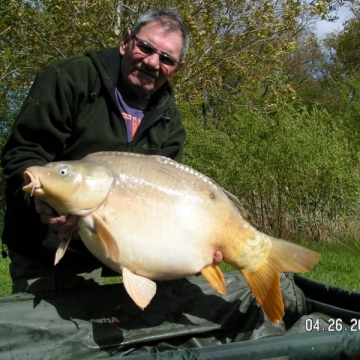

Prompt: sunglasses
[132,35,179,67]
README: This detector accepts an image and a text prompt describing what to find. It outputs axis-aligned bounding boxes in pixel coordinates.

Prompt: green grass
[297,240,360,292]
[0,240,359,295]
[0,256,11,295]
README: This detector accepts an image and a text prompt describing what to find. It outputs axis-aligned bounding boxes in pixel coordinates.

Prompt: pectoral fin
[122,267,157,309]
[201,264,227,295]
[92,213,120,263]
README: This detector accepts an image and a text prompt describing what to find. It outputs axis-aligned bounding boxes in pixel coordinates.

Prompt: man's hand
[34,198,79,241]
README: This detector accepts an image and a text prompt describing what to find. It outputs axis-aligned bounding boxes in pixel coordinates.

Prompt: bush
[180,97,359,242]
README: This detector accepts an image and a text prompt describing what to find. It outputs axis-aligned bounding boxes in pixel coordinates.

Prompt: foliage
[316,74,360,154]
[329,9,360,73]
[0,0,334,119]
[181,86,359,242]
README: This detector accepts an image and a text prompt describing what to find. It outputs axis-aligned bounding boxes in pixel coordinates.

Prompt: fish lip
[22,170,41,196]
[23,170,34,187]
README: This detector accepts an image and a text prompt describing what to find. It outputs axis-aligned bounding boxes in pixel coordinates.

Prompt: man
[1,7,190,293]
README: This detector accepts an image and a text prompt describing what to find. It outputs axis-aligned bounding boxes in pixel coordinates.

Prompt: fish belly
[79,207,217,280]
[76,153,236,281]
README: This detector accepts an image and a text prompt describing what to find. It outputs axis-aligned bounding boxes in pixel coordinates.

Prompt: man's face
[119,21,184,100]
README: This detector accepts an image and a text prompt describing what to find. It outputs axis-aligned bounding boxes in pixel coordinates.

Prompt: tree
[1,0,336,120]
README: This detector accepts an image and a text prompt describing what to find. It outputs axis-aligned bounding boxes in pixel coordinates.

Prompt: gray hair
[131,8,190,62]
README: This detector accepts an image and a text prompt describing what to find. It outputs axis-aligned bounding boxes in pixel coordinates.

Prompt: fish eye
[58,166,69,177]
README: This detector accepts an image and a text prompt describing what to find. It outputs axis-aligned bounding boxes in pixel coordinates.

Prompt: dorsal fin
[222,187,248,219]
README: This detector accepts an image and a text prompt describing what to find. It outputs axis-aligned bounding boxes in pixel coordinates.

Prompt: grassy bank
[0,256,11,295]
[298,240,360,291]
[0,240,359,295]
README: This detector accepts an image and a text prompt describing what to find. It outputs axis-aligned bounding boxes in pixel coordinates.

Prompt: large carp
[23,151,320,323]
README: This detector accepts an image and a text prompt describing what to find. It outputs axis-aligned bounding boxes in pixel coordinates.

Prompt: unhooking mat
[0,271,360,359]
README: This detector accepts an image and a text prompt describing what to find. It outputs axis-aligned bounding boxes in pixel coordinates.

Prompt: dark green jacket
[1,48,186,264]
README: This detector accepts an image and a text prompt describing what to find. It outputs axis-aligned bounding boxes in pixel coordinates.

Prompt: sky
[315,4,354,39]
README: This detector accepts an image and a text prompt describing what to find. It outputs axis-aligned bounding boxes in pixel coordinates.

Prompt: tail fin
[241,239,320,324]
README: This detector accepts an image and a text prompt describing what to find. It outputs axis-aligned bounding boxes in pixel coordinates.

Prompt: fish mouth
[23,171,41,196]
